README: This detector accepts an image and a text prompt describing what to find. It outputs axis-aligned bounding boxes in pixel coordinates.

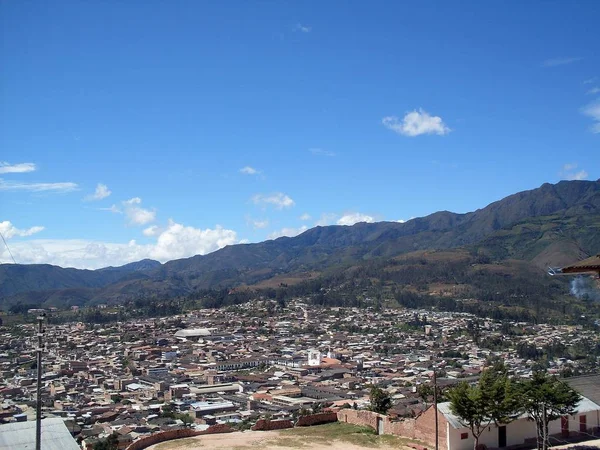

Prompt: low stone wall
[252,419,294,431]
[295,412,338,427]
[124,424,234,450]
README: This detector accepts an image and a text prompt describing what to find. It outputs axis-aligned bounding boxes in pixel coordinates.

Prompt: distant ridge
[1,179,599,309]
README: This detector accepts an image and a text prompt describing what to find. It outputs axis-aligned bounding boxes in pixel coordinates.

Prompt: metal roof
[565,374,600,407]
[561,255,600,274]
[0,418,80,450]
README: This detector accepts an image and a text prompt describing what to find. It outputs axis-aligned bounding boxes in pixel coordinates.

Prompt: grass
[276,422,426,448]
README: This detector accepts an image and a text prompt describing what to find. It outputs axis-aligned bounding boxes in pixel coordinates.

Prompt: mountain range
[1,179,599,311]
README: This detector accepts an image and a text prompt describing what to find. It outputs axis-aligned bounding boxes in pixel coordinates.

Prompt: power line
[0,230,17,264]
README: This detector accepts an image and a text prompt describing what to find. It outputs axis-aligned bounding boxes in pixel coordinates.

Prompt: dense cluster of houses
[1,299,599,449]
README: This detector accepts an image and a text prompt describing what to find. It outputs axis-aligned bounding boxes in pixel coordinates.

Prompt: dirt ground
[552,439,600,448]
[149,423,422,450]
[148,425,600,450]
[150,431,394,449]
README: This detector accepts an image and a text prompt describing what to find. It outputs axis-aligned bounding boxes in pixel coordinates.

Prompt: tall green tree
[448,364,518,450]
[448,382,488,450]
[369,385,393,414]
[516,371,581,450]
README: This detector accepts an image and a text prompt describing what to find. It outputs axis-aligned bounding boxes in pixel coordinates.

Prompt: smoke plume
[570,276,600,301]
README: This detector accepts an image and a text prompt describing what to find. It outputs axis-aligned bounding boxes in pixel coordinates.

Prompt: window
[461,432,469,440]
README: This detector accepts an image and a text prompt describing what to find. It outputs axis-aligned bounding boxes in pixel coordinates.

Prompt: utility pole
[36,314,45,450]
[542,406,547,450]
[433,369,439,450]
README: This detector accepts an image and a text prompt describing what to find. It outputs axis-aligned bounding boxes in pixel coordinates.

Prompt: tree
[312,402,324,413]
[516,371,581,450]
[93,433,119,450]
[448,364,518,450]
[448,382,488,450]
[417,383,434,406]
[369,385,392,414]
[161,403,176,418]
[176,413,195,427]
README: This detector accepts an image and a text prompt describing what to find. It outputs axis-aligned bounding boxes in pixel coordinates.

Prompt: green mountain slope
[1,179,599,311]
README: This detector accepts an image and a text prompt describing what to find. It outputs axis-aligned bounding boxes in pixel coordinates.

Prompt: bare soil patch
[149,422,428,450]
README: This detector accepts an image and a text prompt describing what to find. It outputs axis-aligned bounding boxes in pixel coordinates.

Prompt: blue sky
[1,1,599,269]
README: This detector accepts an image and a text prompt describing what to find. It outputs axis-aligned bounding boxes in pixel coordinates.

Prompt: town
[1,298,599,449]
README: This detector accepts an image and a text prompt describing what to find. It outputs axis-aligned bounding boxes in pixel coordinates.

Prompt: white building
[438,396,600,450]
[307,349,322,366]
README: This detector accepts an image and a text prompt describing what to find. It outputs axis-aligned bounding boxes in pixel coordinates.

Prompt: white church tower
[307,349,322,366]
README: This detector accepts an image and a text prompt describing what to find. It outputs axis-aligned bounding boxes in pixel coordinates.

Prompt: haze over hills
[1,179,599,311]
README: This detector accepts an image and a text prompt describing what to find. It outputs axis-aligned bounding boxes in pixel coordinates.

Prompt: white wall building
[307,349,322,366]
[438,397,600,450]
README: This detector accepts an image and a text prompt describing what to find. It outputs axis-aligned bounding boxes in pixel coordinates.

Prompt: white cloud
[309,148,336,157]
[143,225,161,237]
[542,57,582,67]
[1,220,239,269]
[84,183,111,201]
[314,213,337,226]
[0,221,44,239]
[253,220,269,229]
[584,77,597,85]
[246,216,269,229]
[300,213,311,221]
[382,109,451,137]
[252,192,295,209]
[99,204,122,214]
[587,87,600,95]
[294,23,311,33]
[268,225,308,240]
[337,212,375,226]
[123,197,156,225]
[582,100,600,134]
[240,166,260,175]
[0,162,36,174]
[0,179,78,193]
[560,163,589,181]
[149,220,237,261]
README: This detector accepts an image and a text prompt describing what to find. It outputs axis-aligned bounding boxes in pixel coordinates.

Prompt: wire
[0,230,17,264]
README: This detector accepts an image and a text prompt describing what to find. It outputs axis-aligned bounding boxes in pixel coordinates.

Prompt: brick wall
[413,405,447,449]
[252,419,294,431]
[386,417,416,437]
[337,406,443,449]
[124,424,234,450]
[337,409,381,430]
[295,412,338,427]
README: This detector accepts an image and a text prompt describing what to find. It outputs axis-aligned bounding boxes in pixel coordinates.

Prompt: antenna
[0,230,17,264]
